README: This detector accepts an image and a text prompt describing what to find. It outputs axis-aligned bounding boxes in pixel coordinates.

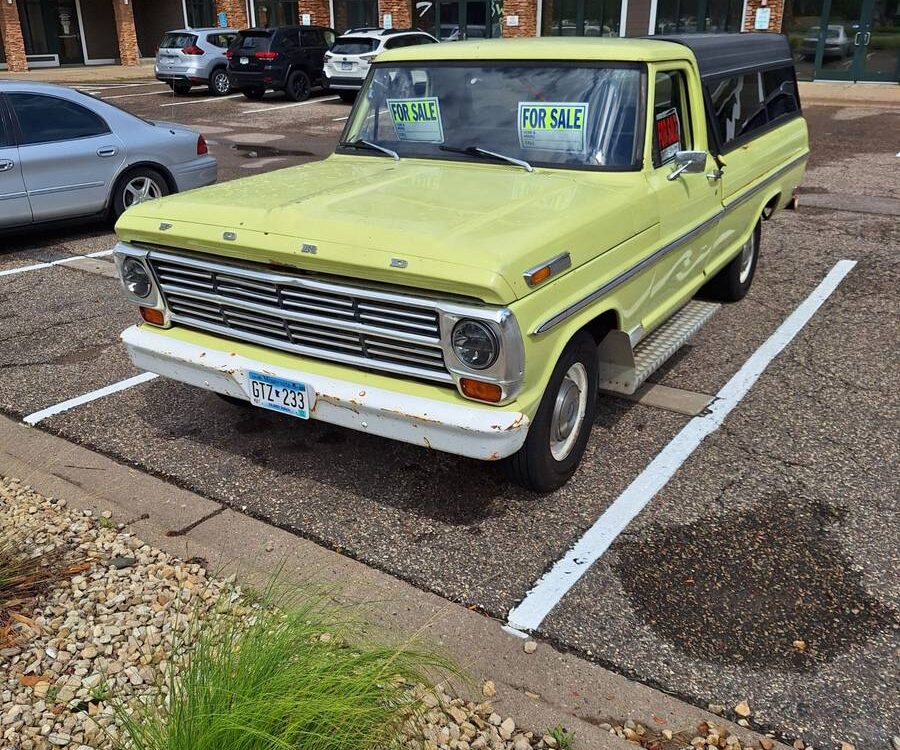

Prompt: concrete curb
[0,414,791,750]
[798,80,900,109]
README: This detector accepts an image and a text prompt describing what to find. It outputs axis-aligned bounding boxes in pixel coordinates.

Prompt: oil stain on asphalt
[613,495,897,671]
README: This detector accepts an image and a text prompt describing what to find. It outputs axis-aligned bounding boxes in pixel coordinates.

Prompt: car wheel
[242,87,265,100]
[700,220,761,303]
[285,70,311,102]
[503,331,599,493]
[112,167,169,220]
[208,68,231,96]
[338,91,357,103]
[173,81,192,96]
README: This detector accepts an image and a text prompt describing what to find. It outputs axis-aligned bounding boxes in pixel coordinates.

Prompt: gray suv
[155,28,238,96]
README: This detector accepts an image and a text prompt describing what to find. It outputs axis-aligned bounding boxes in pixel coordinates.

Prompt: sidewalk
[798,80,900,108]
[0,61,156,84]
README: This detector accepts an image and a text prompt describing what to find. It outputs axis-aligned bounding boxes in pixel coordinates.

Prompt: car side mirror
[667,150,708,181]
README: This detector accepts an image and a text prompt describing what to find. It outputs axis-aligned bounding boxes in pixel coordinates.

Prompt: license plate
[341,61,353,71]
[240,56,249,65]
[247,371,312,419]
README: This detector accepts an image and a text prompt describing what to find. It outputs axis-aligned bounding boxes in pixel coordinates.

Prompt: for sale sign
[655,107,682,163]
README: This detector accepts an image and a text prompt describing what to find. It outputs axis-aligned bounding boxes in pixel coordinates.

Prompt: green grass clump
[548,724,575,750]
[116,593,456,750]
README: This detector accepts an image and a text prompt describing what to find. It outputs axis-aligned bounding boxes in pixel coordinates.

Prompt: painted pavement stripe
[159,94,243,107]
[242,96,339,115]
[506,259,858,634]
[0,250,115,278]
[24,373,159,426]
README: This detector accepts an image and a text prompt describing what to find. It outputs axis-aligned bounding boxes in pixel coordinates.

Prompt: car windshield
[341,63,644,170]
[235,31,273,51]
[160,33,197,49]
[332,37,378,54]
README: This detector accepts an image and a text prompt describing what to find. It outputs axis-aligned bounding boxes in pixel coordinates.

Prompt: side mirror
[667,150,708,181]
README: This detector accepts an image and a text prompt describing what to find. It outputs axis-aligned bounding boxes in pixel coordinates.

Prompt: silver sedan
[0,81,217,230]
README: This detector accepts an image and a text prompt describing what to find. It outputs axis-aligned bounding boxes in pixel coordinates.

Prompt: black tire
[338,90,357,103]
[216,393,253,409]
[700,220,761,303]
[285,70,311,102]
[503,331,599,493]
[172,81,192,96]
[208,68,231,96]
[111,166,169,220]
[242,87,265,100]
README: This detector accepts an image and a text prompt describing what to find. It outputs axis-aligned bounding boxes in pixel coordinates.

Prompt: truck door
[642,65,722,333]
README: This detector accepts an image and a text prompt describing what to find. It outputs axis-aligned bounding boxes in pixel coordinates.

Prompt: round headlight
[451,320,499,370]
[121,257,152,298]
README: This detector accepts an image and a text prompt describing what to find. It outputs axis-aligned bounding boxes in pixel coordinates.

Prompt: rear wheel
[242,87,265,100]
[700,220,761,302]
[208,68,231,96]
[503,331,599,493]
[285,70,311,102]
[338,90,357,103]
[112,167,169,220]
[172,81,192,96]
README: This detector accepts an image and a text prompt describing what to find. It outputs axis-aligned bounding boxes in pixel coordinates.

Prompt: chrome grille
[148,250,451,383]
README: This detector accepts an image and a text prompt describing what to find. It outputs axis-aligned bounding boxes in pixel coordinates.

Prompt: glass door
[854,0,900,81]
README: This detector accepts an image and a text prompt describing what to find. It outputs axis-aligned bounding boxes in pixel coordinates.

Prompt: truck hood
[116,155,652,305]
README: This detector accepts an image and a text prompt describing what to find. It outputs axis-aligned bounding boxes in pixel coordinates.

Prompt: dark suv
[227,26,336,102]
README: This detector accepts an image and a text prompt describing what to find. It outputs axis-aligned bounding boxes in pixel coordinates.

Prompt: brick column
[112,0,140,65]
[298,0,331,26]
[216,0,249,28]
[0,0,28,72]
[378,0,411,29]
[502,0,537,36]
[742,0,784,32]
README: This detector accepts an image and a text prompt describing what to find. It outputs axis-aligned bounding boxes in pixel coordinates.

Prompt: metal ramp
[598,300,720,395]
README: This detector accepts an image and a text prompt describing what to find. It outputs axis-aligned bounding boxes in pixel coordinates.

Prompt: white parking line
[159,94,243,107]
[0,250,114,279]
[242,96,339,115]
[100,90,172,100]
[24,372,159,426]
[332,115,350,122]
[505,259,858,635]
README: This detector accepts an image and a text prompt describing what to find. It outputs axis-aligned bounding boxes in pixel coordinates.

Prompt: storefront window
[186,0,217,27]
[254,0,299,26]
[654,0,741,33]
[334,0,379,32]
[541,0,622,36]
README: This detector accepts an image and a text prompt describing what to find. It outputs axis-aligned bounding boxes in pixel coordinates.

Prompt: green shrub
[115,592,456,750]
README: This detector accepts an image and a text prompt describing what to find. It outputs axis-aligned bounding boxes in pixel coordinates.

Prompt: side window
[299,30,320,47]
[279,31,299,50]
[207,33,236,48]
[652,70,692,167]
[707,69,796,150]
[763,66,799,122]
[9,93,110,146]
[0,109,13,148]
[383,36,403,49]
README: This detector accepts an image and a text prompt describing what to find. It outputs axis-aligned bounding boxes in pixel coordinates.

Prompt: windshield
[341,63,644,170]
[160,33,197,49]
[234,31,273,51]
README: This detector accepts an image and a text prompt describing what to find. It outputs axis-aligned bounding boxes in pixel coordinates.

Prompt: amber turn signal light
[459,378,502,403]
[140,307,165,326]
[529,265,553,285]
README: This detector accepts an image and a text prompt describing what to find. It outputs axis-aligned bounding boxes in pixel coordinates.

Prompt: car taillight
[197,135,208,156]
[226,49,233,60]
[182,45,204,55]
[254,51,278,60]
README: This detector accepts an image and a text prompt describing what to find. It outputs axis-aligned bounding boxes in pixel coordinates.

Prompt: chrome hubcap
[739,234,755,284]
[550,362,588,462]
[214,72,229,93]
[123,177,162,207]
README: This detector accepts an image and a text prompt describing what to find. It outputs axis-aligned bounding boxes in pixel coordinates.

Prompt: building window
[654,0,742,33]
[334,0,379,32]
[541,0,623,36]
[186,0,217,28]
[254,0,299,26]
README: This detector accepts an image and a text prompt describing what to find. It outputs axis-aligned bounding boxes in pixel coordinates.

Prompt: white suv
[324,28,438,102]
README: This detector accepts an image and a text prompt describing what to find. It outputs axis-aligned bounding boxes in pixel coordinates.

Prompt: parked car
[112,34,807,492]
[155,28,238,96]
[227,26,336,101]
[801,25,852,59]
[0,82,216,230]
[324,29,438,102]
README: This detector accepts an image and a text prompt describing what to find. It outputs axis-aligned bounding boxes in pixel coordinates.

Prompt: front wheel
[503,331,599,493]
[111,167,169,220]
[285,70,311,102]
[700,220,761,302]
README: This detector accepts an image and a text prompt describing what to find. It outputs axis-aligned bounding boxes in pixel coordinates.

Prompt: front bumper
[121,325,530,461]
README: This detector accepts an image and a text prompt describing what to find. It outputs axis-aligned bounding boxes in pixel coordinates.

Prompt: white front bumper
[121,326,530,461]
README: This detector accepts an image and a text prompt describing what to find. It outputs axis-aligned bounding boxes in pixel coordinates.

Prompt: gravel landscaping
[0,476,563,750]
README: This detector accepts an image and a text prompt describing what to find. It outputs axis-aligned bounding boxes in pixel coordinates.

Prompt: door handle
[97,147,118,158]
[863,31,871,45]
[854,31,862,45]
[0,159,14,172]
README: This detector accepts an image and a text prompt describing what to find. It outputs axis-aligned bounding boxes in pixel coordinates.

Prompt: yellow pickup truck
[113,33,808,492]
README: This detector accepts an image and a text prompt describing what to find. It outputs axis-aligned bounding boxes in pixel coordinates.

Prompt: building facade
[1,0,897,81]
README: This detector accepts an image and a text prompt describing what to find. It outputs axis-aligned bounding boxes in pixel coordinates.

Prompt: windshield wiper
[439,144,533,173]
[343,139,399,161]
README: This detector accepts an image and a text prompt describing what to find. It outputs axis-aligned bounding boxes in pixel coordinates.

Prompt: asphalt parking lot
[0,80,897,750]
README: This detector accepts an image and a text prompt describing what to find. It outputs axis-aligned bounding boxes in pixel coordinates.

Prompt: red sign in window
[655,107,682,161]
